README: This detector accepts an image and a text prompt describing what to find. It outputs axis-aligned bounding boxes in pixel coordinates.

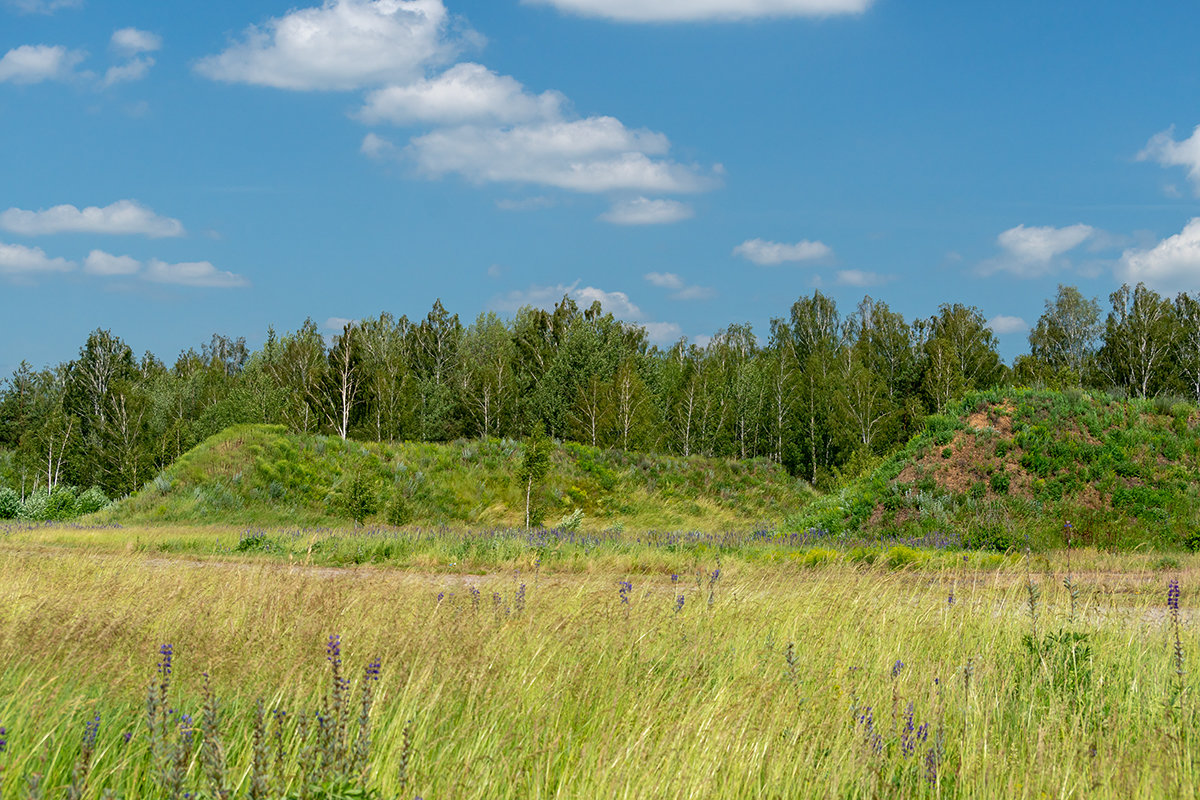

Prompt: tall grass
[0,542,1196,797]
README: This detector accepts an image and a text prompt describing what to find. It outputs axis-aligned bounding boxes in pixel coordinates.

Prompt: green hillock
[789,388,1200,551]
[104,424,815,530]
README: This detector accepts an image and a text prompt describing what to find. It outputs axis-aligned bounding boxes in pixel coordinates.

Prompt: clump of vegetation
[790,388,1200,551]
[101,424,814,532]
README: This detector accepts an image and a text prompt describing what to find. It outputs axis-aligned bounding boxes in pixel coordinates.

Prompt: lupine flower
[619,581,633,605]
[365,659,382,681]
[0,724,7,755]
[516,584,526,614]
[892,659,905,679]
[1169,579,1181,612]
[900,703,916,757]
[948,590,955,607]
[327,634,342,666]
[83,714,101,750]
[437,592,444,603]
[123,731,132,745]
[675,595,685,614]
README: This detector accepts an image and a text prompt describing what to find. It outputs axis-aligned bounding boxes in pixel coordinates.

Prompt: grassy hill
[789,388,1200,551]
[104,424,815,531]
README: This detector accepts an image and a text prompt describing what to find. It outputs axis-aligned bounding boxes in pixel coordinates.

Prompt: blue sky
[4,0,1200,377]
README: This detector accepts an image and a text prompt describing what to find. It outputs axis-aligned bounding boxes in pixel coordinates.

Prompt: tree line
[0,282,1195,499]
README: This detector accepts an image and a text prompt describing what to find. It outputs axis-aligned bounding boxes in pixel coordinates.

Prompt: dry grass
[0,533,1197,798]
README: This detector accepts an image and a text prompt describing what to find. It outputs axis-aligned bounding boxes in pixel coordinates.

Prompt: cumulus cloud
[644,272,683,289]
[0,44,86,84]
[987,315,1028,335]
[195,0,462,91]
[733,237,831,265]
[522,0,872,22]
[5,0,82,14]
[324,316,358,330]
[359,62,563,126]
[0,241,74,275]
[103,57,153,86]
[144,259,248,288]
[491,281,645,320]
[643,271,714,300]
[1117,217,1200,294]
[641,321,683,344]
[111,28,161,56]
[83,250,141,276]
[601,196,693,225]
[1139,125,1200,193]
[405,117,718,194]
[836,269,892,287]
[979,223,1095,278]
[0,200,185,238]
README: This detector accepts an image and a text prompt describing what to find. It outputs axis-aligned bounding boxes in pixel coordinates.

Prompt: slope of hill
[789,389,1200,551]
[104,424,815,530]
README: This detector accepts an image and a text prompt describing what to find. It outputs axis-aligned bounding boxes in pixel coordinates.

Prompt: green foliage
[0,486,18,519]
[103,424,813,531]
[339,471,379,524]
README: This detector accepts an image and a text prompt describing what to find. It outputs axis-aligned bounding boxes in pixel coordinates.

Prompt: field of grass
[1,523,1198,798]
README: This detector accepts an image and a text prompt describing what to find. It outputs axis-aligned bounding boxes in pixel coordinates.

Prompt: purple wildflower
[516,583,526,614]
[0,724,7,755]
[1169,579,1181,612]
[891,659,905,679]
[675,595,685,613]
[327,634,341,666]
[619,581,632,605]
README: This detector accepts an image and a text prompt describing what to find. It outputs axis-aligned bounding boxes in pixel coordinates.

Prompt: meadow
[0,523,1197,798]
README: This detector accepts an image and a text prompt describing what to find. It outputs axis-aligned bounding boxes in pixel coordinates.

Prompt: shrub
[385,491,412,526]
[18,491,50,521]
[75,486,110,515]
[989,471,1010,494]
[964,519,1018,552]
[800,547,838,567]
[45,486,79,519]
[0,487,19,519]
[885,545,924,569]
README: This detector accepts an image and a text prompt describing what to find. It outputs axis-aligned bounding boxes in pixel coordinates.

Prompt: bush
[885,545,924,569]
[45,486,79,519]
[75,486,110,515]
[989,471,1010,494]
[964,519,1019,552]
[385,491,412,526]
[800,547,838,567]
[18,491,49,521]
[0,487,19,519]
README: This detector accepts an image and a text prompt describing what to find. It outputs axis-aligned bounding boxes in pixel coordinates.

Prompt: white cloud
[492,281,642,319]
[640,321,682,344]
[0,242,74,275]
[195,0,463,91]
[83,250,140,276]
[0,200,185,238]
[359,62,563,126]
[997,223,1093,263]
[986,315,1028,335]
[692,334,712,349]
[522,0,872,22]
[324,316,358,330]
[836,269,891,287]
[360,133,399,160]
[111,28,161,56]
[1139,125,1200,193]
[733,237,831,265]
[980,223,1095,278]
[1118,217,1200,294]
[601,196,693,225]
[104,57,153,86]
[5,0,82,14]
[144,259,248,288]
[574,286,642,319]
[0,44,86,84]
[407,117,718,194]
[643,271,714,300]
[644,271,683,289]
